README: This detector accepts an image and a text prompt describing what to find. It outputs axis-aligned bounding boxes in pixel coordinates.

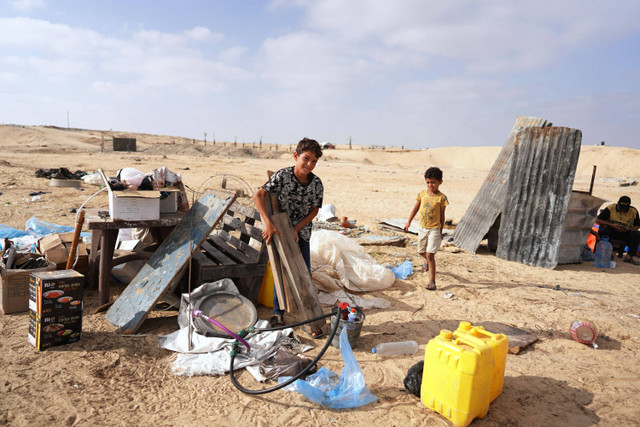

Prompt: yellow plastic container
[421,330,495,427]
[454,321,508,402]
[257,261,274,308]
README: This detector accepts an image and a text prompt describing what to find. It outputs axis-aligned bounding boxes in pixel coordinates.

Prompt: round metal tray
[193,291,257,337]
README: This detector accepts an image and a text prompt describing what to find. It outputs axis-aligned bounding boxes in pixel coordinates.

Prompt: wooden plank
[221,215,262,241]
[192,250,215,266]
[104,191,236,334]
[228,202,261,221]
[262,190,293,312]
[265,241,288,312]
[201,240,235,265]
[264,173,295,311]
[209,235,254,265]
[197,263,268,282]
[479,321,539,355]
[214,229,260,261]
[271,212,325,333]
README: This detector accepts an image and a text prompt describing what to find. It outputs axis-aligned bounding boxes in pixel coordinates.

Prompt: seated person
[596,196,640,265]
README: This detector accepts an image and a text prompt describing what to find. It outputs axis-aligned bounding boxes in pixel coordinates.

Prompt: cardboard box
[159,188,181,214]
[108,189,161,221]
[28,310,82,350]
[29,270,84,315]
[38,232,88,270]
[1,254,56,314]
[100,169,161,221]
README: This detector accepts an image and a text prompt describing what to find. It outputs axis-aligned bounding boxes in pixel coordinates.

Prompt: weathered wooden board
[379,218,420,235]
[263,190,295,312]
[271,212,326,333]
[104,191,235,334]
[479,321,539,354]
[356,235,408,247]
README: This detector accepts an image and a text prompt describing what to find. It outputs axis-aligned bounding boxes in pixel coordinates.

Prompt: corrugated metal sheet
[496,127,582,269]
[557,192,605,264]
[453,116,551,253]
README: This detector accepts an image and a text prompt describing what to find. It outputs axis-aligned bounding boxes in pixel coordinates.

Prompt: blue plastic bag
[25,216,75,238]
[0,224,27,239]
[280,327,377,409]
[389,260,413,279]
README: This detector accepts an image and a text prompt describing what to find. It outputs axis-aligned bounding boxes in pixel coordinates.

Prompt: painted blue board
[104,191,235,333]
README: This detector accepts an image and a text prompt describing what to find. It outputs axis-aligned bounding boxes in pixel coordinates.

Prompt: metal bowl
[192,291,258,337]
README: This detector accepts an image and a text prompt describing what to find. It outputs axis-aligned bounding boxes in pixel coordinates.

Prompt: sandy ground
[1,124,639,426]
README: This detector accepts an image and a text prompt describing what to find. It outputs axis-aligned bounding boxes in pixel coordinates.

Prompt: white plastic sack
[82,172,104,186]
[310,230,395,292]
[118,167,146,189]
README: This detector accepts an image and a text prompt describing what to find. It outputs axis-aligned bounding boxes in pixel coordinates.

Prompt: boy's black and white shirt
[262,166,323,242]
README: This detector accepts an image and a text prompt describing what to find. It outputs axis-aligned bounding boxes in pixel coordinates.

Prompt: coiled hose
[229,307,343,395]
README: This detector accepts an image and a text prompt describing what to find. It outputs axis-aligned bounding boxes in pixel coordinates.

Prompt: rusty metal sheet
[496,127,582,269]
[104,191,235,334]
[453,116,551,253]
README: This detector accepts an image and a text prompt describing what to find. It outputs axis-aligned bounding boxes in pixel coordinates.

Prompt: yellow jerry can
[421,329,495,427]
[453,321,508,402]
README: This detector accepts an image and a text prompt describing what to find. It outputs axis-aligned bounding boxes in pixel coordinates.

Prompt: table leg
[88,229,102,290]
[99,230,117,306]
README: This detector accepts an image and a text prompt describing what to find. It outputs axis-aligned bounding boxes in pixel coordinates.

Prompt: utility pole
[349,136,352,150]
[204,132,207,146]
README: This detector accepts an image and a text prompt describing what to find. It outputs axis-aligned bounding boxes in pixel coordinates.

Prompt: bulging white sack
[310,229,395,292]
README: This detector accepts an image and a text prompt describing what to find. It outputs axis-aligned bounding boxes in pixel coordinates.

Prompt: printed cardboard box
[1,254,56,314]
[28,310,82,350]
[29,270,84,315]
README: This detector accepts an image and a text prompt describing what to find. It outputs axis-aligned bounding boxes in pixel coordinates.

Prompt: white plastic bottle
[372,340,418,356]
[347,308,358,322]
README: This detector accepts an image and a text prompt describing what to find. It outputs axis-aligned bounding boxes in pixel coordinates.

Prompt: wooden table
[83,209,185,305]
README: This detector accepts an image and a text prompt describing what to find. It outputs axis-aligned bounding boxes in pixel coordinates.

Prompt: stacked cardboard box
[28,270,84,350]
[1,254,56,314]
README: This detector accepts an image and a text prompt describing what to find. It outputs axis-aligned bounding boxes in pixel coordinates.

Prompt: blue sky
[1,0,639,149]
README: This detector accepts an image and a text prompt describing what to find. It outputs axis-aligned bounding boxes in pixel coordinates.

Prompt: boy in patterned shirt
[253,138,324,332]
[404,167,448,290]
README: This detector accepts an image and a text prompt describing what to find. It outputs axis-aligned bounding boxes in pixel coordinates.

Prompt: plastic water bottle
[347,308,357,322]
[594,236,613,268]
[372,340,418,356]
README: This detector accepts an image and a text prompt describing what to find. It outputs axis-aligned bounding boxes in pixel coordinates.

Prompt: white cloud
[183,26,224,43]
[280,1,640,73]
[0,17,252,95]
[260,31,367,92]
[9,0,45,11]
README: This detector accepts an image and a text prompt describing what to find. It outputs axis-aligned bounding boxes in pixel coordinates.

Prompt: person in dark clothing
[596,196,640,265]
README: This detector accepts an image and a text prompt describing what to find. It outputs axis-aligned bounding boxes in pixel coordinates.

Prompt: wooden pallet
[192,202,269,304]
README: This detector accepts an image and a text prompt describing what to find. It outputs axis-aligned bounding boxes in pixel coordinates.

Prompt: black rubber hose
[253,309,336,332]
[229,308,343,395]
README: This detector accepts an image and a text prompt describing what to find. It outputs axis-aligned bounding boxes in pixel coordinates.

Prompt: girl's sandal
[426,282,437,291]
